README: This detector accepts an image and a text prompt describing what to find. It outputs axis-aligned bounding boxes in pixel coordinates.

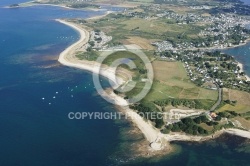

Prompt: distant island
[9,4,19,8]
[20,0,250,156]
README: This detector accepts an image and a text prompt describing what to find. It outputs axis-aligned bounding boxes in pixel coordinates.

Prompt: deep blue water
[0,1,126,166]
[223,42,250,76]
[0,0,250,166]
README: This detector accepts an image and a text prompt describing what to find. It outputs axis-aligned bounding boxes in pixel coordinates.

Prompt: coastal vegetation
[70,25,249,136]
[130,102,165,129]
[66,3,100,9]
[37,0,250,149]
[76,50,99,61]
[154,99,215,110]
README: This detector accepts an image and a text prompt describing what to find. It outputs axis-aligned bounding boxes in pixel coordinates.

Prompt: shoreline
[5,1,106,12]
[56,19,250,154]
[86,11,114,20]
[186,41,250,82]
[56,19,166,151]
[15,0,139,8]
[237,61,250,81]
[184,39,250,52]
[7,0,250,84]
[56,19,124,85]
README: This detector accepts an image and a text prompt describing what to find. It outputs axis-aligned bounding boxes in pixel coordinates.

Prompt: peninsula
[56,18,250,154]
[25,0,250,156]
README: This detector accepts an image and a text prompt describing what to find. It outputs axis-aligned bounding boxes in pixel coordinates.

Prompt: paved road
[210,84,222,111]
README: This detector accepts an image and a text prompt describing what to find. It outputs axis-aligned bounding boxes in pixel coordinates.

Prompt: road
[210,84,222,111]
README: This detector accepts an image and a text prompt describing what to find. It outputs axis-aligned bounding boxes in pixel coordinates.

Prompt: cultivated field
[144,61,218,103]
[126,36,156,50]
[218,88,250,113]
[84,15,203,48]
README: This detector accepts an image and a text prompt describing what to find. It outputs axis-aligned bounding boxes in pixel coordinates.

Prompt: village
[63,0,250,136]
[122,4,250,50]
[84,23,250,94]
[155,48,250,92]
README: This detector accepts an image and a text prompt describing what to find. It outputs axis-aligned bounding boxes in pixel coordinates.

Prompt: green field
[76,49,218,109]
[144,61,218,101]
[216,88,250,113]
[84,14,204,47]
[121,60,218,110]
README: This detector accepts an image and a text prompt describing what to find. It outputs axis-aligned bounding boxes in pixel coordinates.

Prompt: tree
[206,121,213,126]
[215,116,222,121]
[192,125,198,131]
[182,117,194,125]
[198,127,205,134]
[200,115,208,123]
[86,47,92,52]
[161,128,170,134]
[185,127,193,134]
[166,124,173,130]
[171,124,181,132]
[155,117,164,129]
[94,29,101,33]
[89,41,95,47]
[194,117,201,124]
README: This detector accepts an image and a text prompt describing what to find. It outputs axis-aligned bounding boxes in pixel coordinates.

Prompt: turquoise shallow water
[1,0,250,166]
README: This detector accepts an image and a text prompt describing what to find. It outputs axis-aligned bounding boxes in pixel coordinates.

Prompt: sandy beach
[56,19,250,153]
[56,19,124,86]
[237,61,250,81]
[56,19,166,151]
[87,11,114,20]
[5,1,71,9]
[7,1,111,14]
[225,128,250,139]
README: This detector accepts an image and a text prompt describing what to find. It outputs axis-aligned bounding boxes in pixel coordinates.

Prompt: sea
[0,0,250,166]
[242,0,250,6]
[223,43,250,77]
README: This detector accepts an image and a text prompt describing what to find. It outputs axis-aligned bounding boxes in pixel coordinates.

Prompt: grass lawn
[86,16,204,47]
[199,123,214,132]
[218,88,250,113]
[233,117,250,129]
[147,61,218,101]
[217,104,250,113]
[104,58,217,106]
[223,88,250,106]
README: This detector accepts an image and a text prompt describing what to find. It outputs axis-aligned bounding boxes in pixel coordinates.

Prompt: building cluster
[151,12,250,50]
[88,30,112,50]
[199,14,250,48]
[179,51,249,91]
[157,11,203,24]
[152,41,174,52]
[189,5,211,10]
